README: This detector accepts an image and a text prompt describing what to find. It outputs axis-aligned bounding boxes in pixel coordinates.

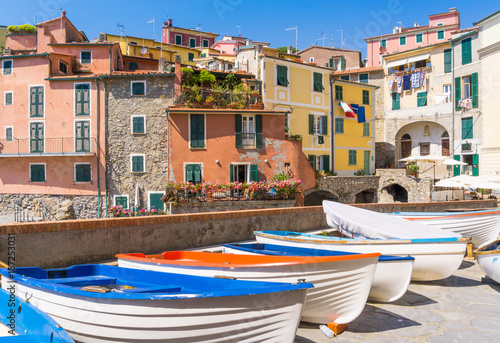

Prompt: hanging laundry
[403,74,411,91]
[388,78,395,92]
[357,106,366,123]
[411,72,420,88]
[397,76,403,94]
[339,101,356,118]
[420,71,426,87]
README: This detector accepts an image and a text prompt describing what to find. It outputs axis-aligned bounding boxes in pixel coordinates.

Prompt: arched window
[424,125,430,136]
[441,131,450,156]
[401,134,412,159]
[128,62,139,71]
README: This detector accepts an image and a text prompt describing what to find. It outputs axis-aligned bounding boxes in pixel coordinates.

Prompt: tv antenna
[317,31,327,46]
[117,23,125,43]
[285,26,298,53]
[236,24,241,36]
[49,8,64,36]
[331,34,334,47]
[147,17,155,41]
[337,29,346,48]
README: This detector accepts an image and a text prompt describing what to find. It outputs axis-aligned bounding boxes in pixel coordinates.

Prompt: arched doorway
[401,134,412,159]
[355,189,376,203]
[441,131,450,156]
[381,184,408,203]
[304,190,339,206]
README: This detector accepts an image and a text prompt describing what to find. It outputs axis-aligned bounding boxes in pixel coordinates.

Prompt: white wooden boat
[475,239,500,284]
[117,250,380,324]
[394,209,500,247]
[222,243,414,303]
[254,231,470,281]
[0,288,74,342]
[0,264,312,343]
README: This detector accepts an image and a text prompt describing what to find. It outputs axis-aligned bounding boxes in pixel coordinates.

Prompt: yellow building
[332,80,378,176]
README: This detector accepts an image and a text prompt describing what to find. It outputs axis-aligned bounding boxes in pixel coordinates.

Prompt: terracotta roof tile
[333,66,383,75]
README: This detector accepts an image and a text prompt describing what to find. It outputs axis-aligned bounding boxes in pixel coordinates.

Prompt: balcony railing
[0,137,97,157]
[176,86,262,109]
[242,133,255,148]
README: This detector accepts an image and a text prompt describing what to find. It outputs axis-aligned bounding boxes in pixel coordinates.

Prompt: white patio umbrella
[134,183,140,210]
[440,158,468,166]
[434,179,468,188]
[470,181,500,190]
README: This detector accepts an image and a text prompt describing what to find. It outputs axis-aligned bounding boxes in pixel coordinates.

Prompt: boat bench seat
[45,276,118,285]
[122,285,183,294]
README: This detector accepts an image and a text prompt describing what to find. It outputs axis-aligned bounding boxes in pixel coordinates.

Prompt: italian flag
[339,101,356,118]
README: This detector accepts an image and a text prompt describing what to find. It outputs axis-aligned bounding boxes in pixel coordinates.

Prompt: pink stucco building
[162,19,218,49]
[365,8,460,67]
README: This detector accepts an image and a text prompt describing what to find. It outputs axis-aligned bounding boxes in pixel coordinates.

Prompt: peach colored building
[365,8,460,67]
[0,12,122,219]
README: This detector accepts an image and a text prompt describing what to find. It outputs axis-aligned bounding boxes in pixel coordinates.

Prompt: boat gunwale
[396,209,500,221]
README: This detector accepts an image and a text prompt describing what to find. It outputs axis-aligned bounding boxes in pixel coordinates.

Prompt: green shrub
[7,24,37,33]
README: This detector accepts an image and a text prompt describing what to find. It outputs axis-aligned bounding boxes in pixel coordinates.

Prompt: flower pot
[249,103,264,110]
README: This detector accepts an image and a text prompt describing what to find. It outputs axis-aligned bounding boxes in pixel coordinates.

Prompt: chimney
[62,10,66,17]
[287,45,293,54]
[174,55,181,97]
[393,26,397,34]
[246,39,251,46]
[399,26,402,33]
[449,7,456,12]
[414,22,417,27]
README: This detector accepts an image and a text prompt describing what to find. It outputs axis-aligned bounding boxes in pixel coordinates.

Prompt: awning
[386,53,431,69]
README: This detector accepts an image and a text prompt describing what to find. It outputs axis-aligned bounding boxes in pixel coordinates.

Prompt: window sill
[131,171,146,174]
[132,132,146,136]
[130,94,146,97]
[74,181,93,184]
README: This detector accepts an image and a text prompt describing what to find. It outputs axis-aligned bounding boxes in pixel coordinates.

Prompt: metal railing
[242,133,255,149]
[39,200,57,221]
[0,137,97,156]
[14,203,38,223]
[168,188,296,203]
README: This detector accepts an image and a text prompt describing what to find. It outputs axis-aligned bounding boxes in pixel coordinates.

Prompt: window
[75,83,90,116]
[188,53,194,62]
[131,115,146,134]
[201,53,206,58]
[5,127,13,142]
[29,86,44,117]
[235,114,262,149]
[148,192,165,211]
[462,76,471,99]
[75,163,91,182]
[30,122,44,153]
[443,84,452,103]
[59,60,68,74]
[309,57,314,63]
[348,150,357,165]
[313,72,324,92]
[4,91,13,105]
[358,73,368,84]
[189,38,196,48]
[331,56,345,71]
[190,114,205,148]
[471,73,478,108]
[419,143,430,156]
[441,131,450,156]
[131,154,145,173]
[362,90,370,105]
[276,65,288,86]
[175,35,182,45]
[80,51,92,64]
[114,195,129,209]
[462,117,473,139]
[335,118,344,134]
[128,62,139,71]
[335,85,343,100]
[185,164,202,184]
[230,164,258,182]
[30,164,45,182]
[340,75,349,81]
[416,33,423,43]
[130,81,146,95]
[2,60,12,75]
[307,155,329,173]
[462,38,472,65]
[242,115,256,148]
[380,39,387,47]
[392,93,400,110]
[444,49,452,73]
[417,92,427,107]
[203,39,209,48]
[309,114,327,136]
[363,122,370,137]
[437,30,444,40]
[437,23,444,26]
[75,120,90,152]
[400,36,406,46]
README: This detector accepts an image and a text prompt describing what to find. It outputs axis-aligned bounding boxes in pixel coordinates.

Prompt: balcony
[176,86,263,110]
[242,133,255,149]
[0,137,97,157]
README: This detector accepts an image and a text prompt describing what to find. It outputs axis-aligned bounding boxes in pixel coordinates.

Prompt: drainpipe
[329,74,335,174]
[95,78,101,218]
[99,76,109,217]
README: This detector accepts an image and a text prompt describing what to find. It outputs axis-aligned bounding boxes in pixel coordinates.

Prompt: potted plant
[7,24,37,34]
[250,90,260,98]
[199,69,216,88]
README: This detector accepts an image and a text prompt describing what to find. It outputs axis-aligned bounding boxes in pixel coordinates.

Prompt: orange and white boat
[117,250,380,324]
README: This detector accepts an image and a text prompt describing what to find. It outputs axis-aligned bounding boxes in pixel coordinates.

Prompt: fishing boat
[117,250,380,324]
[222,243,414,303]
[393,209,500,247]
[254,231,469,281]
[0,288,74,342]
[475,239,500,284]
[0,264,312,343]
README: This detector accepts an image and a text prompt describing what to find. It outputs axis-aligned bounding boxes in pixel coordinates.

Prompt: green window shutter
[3,60,12,74]
[340,56,345,70]
[186,164,194,182]
[335,85,343,100]
[75,164,91,182]
[203,40,209,48]
[277,65,288,86]
[132,156,144,173]
[462,117,473,139]
[462,38,472,65]
[229,165,234,182]
[416,34,422,43]
[329,58,333,68]
[150,193,165,210]
[471,72,478,108]
[363,122,370,137]
[132,82,145,95]
[188,53,194,61]
[235,114,243,148]
[400,36,406,45]
[30,122,44,153]
[323,155,330,173]
[5,127,12,141]
[340,75,349,81]
[359,74,368,84]
[285,112,289,132]
[115,196,128,209]
[380,39,386,47]
[453,155,461,176]
[75,84,90,116]
[81,52,91,64]
[349,150,357,165]
[322,116,328,135]
[201,53,206,58]
[30,86,44,117]
[308,155,315,168]
[308,114,314,134]
[417,92,427,107]
[313,72,324,92]
[335,118,344,134]
[193,165,202,183]
[472,154,479,176]
[31,164,45,182]
[392,93,400,110]
[5,92,12,105]
[190,114,205,148]
[250,164,258,182]
[132,117,145,133]
[176,35,182,45]
[75,121,90,152]
[444,49,452,73]
[362,90,369,105]
[190,38,196,48]
[454,77,461,111]
[255,115,263,149]
[437,31,444,40]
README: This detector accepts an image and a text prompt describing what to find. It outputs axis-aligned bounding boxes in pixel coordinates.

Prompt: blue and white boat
[0,287,74,342]
[0,264,312,343]
[222,243,414,303]
[475,239,500,284]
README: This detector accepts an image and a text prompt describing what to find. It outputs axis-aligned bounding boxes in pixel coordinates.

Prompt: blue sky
[2,0,498,57]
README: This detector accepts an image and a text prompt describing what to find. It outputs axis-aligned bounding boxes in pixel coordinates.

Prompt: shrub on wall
[7,24,37,33]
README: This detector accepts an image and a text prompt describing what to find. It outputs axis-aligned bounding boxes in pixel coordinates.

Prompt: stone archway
[380,184,408,203]
[355,189,376,203]
[304,190,339,206]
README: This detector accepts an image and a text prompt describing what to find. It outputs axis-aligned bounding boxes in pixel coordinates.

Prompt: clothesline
[388,70,427,94]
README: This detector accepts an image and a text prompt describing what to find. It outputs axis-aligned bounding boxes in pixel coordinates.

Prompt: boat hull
[475,239,500,284]
[118,255,379,324]
[254,232,469,281]
[221,244,413,303]
[2,277,308,343]
[395,210,500,247]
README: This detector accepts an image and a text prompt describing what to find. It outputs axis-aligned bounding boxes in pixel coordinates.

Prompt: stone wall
[169,200,296,214]
[377,169,432,203]
[314,176,379,203]
[105,75,174,210]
